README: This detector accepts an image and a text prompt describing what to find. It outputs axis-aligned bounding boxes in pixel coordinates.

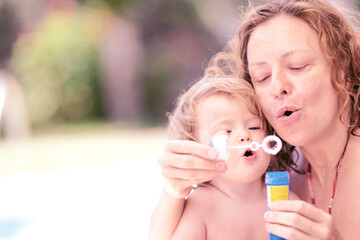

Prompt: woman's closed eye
[290,64,309,71]
[257,75,270,83]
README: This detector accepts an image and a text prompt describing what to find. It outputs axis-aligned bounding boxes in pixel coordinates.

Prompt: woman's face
[247,15,343,147]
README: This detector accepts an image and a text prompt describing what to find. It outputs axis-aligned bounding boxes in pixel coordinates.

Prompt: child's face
[195,94,271,184]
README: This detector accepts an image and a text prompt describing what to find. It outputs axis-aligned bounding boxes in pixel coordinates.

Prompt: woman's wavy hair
[167,76,294,172]
[206,0,360,136]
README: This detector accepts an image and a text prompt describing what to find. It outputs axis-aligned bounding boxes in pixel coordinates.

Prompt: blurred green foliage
[84,0,131,9]
[83,0,146,14]
[11,7,114,128]
[9,0,221,129]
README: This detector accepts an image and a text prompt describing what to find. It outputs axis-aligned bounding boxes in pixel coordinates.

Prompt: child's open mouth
[244,150,253,157]
[242,149,256,161]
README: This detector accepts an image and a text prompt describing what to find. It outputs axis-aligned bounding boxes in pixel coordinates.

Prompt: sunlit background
[0,0,357,239]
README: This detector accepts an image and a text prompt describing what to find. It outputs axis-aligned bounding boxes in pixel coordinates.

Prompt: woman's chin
[274,129,305,147]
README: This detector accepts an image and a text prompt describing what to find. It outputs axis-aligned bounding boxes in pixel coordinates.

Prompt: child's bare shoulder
[187,184,218,201]
[185,184,221,210]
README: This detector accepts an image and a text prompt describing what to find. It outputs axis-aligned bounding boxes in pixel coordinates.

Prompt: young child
[167,76,298,240]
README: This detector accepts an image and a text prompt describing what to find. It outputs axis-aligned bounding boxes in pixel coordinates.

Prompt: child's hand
[159,140,227,198]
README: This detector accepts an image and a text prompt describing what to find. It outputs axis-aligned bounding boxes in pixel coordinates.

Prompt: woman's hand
[264,200,342,240]
[159,140,227,198]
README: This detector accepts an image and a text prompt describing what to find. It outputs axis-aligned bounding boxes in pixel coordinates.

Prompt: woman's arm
[149,140,226,240]
[149,188,186,240]
[171,189,207,240]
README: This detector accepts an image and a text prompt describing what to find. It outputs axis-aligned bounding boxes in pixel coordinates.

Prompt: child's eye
[214,129,232,136]
[249,127,261,130]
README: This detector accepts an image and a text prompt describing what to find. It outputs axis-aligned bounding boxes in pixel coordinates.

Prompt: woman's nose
[271,70,291,99]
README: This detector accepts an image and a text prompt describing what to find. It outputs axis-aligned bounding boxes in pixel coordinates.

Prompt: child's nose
[238,131,251,142]
[240,137,251,142]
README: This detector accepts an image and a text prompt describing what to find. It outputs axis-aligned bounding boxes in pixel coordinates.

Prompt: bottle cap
[269,233,286,240]
[265,171,289,185]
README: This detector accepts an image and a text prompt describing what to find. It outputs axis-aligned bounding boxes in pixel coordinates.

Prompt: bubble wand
[209,135,282,160]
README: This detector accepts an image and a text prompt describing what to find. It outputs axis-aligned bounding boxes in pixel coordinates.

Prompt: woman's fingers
[160,150,226,171]
[265,200,336,239]
[161,159,225,198]
[271,200,331,223]
[163,170,221,199]
[265,211,321,239]
[164,140,218,161]
[265,222,312,240]
[159,140,227,174]
[162,167,222,183]
[158,140,227,198]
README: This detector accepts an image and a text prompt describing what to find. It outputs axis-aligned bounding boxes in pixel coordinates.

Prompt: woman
[150,0,360,239]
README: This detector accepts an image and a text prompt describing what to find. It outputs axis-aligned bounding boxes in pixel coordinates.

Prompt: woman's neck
[300,124,349,186]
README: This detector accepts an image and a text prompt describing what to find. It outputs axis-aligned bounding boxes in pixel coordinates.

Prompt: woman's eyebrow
[249,49,310,67]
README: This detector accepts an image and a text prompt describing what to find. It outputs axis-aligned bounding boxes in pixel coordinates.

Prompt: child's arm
[171,189,207,240]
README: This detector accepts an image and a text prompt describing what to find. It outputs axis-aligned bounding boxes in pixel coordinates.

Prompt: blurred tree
[0,1,20,69]
[98,17,144,122]
[0,1,30,140]
[139,0,221,124]
[80,0,222,125]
